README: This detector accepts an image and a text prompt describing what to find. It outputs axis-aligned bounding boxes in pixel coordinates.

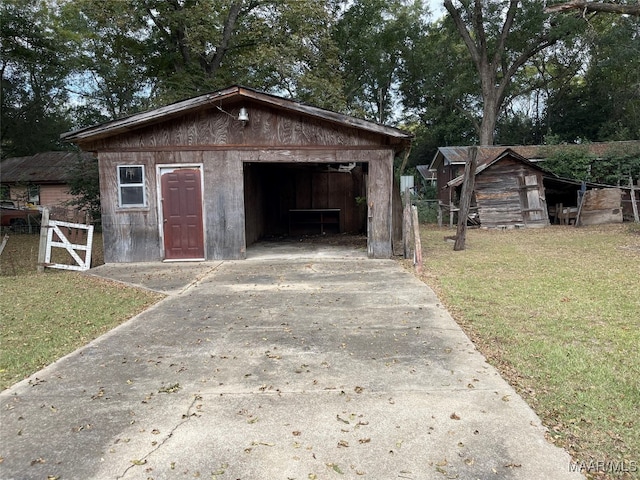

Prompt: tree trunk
[206,2,244,76]
[479,93,498,146]
[479,65,500,145]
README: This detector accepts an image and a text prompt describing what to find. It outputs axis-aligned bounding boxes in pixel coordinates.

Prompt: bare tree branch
[202,2,244,75]
[492,1,519,69]
[546,1,640,16]
[444,0,482,68]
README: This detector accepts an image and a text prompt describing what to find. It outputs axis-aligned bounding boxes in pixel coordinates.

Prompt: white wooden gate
[44,220,94,271]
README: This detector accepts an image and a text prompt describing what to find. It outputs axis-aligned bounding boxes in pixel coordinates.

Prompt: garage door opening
[243,162,368,251]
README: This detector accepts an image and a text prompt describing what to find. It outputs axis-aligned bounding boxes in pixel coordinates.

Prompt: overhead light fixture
[216,105,249,127]
[238,107,249,125]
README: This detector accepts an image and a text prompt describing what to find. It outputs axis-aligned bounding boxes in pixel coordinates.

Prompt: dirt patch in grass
[410,224,640,480]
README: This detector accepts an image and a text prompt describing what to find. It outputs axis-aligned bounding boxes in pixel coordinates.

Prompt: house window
[118,165,146,207]
[27,185,40,204]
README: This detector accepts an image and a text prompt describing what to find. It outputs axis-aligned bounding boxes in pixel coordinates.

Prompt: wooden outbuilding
[445,148,634,228]
[447,149,550,228]
[428,141,640,209]
[61,86,412,263]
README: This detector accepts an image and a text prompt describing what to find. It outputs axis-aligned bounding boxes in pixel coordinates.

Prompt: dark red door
[161,169,205,260]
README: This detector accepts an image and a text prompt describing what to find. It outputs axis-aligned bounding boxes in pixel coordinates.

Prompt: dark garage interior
[243,162,368,247]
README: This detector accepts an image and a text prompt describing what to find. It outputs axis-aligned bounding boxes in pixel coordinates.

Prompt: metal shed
[61,86,412,262]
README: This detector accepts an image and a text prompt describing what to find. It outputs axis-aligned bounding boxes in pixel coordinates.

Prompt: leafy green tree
[545,13,640,142]
[547,1,640,16]
[333,0,427,123]
[60,0,345,115]
[441,0,581,145]
[542,142,640,185]
[399,15,479,163]
[1,0,72,157]
[226,0,345,109]
[66,153,101,223]
[59,0,152,120]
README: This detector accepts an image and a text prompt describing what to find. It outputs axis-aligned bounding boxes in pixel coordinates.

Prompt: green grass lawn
[415,224,640,479]
[1,226,638,478]
[0,233,164,389]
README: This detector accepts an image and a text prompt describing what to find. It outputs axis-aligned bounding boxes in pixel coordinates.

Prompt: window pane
[121,186,144,205]
[27,185,40,203]
[119,166,143,184]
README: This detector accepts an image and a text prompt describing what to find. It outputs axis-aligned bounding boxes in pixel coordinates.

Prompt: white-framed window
[117,165,146,207]
[27,185,40,204]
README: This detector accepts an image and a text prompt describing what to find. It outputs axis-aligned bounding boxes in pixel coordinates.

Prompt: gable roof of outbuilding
[446,148,551,188]
[429,141,640,171]
[61,85,413,147]
[445,148,632,190]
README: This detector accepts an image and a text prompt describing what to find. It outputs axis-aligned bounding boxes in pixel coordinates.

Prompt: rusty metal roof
[0,151,94,184]
[61,85,413,147]
[446,149,551,188]
[429,145,546,170]
[415,165,436,180]
[429,141,640,170]
[445,148,632,190]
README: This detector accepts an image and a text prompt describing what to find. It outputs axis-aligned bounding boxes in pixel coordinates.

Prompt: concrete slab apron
[0,258,583,480]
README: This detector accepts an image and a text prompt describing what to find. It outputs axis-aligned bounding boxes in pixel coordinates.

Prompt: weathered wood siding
[82,103,384,152]
[85,104,398,261]
[98,152,162,263]
[580,188,623,225]
[474,158,549,228]
[204,151,246,259]
[367,151,394,258]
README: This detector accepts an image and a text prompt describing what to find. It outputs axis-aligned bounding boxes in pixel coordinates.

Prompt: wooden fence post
[454,146,478,251]
[403,187,413,259]
[37,207,50,273]
[630,175,639,223]
[0,234,8,257]
[411,205,423,273]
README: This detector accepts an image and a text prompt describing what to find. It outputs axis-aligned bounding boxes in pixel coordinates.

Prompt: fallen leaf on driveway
[158,383,180,394]
[336,415,350,424]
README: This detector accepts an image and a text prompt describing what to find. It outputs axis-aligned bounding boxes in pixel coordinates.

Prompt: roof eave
[61,85,413,146]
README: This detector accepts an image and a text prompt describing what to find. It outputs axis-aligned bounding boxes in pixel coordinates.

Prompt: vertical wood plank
[204,151,246,259]
[368,151,393,258]
[412,205,423,274]
[37,207,50,273]
[630,175,639,223]
[392,176,403,255]
[403,187,413,259]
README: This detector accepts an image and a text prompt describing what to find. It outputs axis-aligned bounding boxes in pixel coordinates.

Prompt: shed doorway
[159,166,205,260]
[243,162,368,249]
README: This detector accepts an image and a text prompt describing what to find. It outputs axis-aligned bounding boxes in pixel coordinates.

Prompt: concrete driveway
[0,244,583,480]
